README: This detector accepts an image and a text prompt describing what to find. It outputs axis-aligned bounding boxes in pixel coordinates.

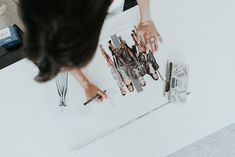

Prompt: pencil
[83,90,107,106]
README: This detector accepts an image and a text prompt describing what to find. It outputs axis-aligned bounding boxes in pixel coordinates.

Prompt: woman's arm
[71,68,107,101]
[137,0,151,22]
[137,0,163,53]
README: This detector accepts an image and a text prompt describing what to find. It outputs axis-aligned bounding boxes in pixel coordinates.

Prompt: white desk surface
[1,0,235,157]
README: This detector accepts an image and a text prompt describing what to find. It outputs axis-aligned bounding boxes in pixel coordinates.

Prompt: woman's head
[19,0,111,82]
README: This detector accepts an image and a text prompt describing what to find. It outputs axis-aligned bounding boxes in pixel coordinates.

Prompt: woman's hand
[83,81,107,102]
[137,19,163,53]
[71,68,107,102]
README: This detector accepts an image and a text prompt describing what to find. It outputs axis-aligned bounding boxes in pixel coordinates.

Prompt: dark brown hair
[19,0,111,82]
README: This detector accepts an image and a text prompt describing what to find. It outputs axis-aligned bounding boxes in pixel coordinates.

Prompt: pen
[83,90,107,106]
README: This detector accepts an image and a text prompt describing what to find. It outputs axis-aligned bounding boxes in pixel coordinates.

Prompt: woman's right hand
[83,80,107,102]
[71,68,107,102]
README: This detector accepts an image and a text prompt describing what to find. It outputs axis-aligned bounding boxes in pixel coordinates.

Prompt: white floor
[168,123,235,157]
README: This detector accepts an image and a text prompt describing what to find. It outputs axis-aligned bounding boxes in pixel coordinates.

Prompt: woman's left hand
[137,19,163,53]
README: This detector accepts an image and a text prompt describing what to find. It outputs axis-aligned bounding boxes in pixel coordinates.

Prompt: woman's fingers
[144,32,151,51]
[150,36,157,53]
[145,32,159,53]
[97,90,107,101]
[156,31,163,43]
[136,30,143,43]
[155,40,159,51]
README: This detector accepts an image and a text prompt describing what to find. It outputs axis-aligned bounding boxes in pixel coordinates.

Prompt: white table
[1,0,235,157]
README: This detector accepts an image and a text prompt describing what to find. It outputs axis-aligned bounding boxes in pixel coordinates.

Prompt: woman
[18,0,162,101]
